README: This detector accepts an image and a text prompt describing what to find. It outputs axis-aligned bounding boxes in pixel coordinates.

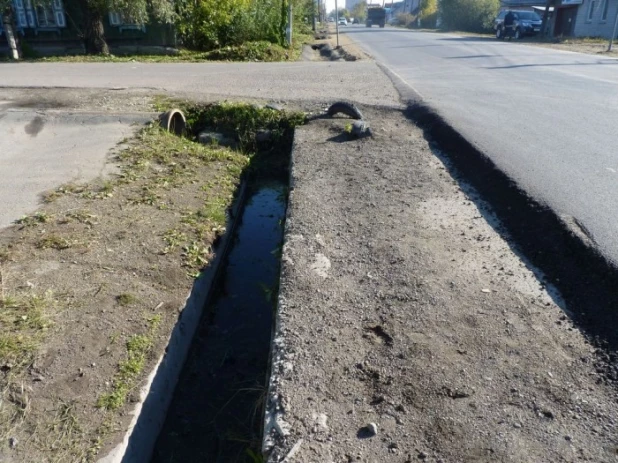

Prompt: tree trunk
[2,7,22,60]
[79,0,109,55]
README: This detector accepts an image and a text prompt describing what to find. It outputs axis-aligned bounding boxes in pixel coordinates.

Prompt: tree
[1,3,21,59]
[439,0,499,32]
[419,0,437,27]
[77,0,175,54]
[351,0,367,22]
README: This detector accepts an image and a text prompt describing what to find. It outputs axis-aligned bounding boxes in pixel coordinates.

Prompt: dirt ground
[525,38,618,57]
[265,107,618,462]
[0,89,254,462]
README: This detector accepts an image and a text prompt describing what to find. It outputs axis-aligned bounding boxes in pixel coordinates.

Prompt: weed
[97,315,161,410]
[65,210,97,226]
[36,235,73,250]
[50,399,82,443]
[182,242,212,275]
[0,247,10,264]
[246,448,265,463]
[162,229,187,254]
[15,212,53,227]
[116,294,137,306]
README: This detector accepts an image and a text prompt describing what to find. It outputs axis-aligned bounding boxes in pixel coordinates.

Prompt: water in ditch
[151,182,287,463]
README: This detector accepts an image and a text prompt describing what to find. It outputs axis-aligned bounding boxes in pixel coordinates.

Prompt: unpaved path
[266,107,618,462]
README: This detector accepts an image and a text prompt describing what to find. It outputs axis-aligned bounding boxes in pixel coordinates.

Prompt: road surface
[343,27,618,265]
[0,61,399,228]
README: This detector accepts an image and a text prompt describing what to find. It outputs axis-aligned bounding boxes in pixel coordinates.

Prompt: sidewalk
[0,61,400,107]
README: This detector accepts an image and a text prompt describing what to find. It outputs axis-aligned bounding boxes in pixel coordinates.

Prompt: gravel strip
[265,106,618,462]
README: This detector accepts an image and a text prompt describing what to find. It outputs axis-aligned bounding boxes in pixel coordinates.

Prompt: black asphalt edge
[98,182,249,463]
[378,62,618,380]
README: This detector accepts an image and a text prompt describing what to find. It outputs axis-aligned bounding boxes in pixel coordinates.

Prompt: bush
[176,0,314,52]
[439,0,500,32]
[395,13,417,27]
[420,0,438,28]
[204,41,292,61]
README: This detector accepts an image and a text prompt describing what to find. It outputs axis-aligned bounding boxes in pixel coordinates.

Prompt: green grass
[14,34,312,64]
[0,290,53,370]
[36,235,73,250]
[15,212,53,227]
[97,315,161,411]
[115,294,137,306]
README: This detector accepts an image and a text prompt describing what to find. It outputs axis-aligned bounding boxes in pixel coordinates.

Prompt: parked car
[494,10,543,39]
[338,18,347,26]
[328,17,335,22]
[353,18,360,24]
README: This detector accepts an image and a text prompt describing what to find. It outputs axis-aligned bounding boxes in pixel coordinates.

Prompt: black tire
[326,102,364,120]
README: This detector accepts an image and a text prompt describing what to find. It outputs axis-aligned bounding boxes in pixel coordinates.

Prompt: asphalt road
[0,61,398,107]
[343,26,618,265]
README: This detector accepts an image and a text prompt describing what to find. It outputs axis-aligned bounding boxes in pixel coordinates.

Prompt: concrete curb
[97,182,248,463]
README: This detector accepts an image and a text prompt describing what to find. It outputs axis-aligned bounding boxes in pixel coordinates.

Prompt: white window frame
[108,11,146,32]
[35,4,57,28]
[32,0,66,30]
[587,0,596,21]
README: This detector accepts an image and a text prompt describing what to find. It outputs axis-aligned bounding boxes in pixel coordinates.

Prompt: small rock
[266,103,284,111]
[367,422,378,436]
[418,451,428,459]
[351,120,370,137]
[90,362,96,368]
[513,422,522,429]
[481,288,491,293]
[565,435,572,441]
[9,437,17,449]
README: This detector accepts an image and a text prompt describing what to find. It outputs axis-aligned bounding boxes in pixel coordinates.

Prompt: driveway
[0,102,152,228]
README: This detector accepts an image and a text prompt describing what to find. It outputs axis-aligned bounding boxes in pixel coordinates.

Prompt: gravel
[264,106,618,462]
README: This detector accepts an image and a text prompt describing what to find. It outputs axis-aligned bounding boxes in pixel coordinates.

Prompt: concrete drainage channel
[100,102,365,463]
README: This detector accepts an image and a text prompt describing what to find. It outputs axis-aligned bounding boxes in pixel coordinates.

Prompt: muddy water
[151,183,286,463]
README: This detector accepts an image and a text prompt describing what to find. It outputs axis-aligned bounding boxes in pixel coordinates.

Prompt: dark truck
[366,6,386,28]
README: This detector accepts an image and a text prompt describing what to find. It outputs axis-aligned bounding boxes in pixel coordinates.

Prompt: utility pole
[287,4,293,46]
[335,0,340,47]
[608,7,618,51]
[541,0,552,38]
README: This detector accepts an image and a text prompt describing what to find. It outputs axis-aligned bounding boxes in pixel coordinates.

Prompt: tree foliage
[420,0,438,27]
[177,0,313,51]
[439,0,499,32]
[351,1,367,22]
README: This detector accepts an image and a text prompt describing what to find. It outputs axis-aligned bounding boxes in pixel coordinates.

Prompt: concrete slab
[0,108,154,228]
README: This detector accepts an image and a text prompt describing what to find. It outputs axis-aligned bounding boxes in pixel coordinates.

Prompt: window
[36,5,57,27]
[587,0,596,21]
[601,0,609,20]
[36,0,66,28]
[108,12,145,32]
